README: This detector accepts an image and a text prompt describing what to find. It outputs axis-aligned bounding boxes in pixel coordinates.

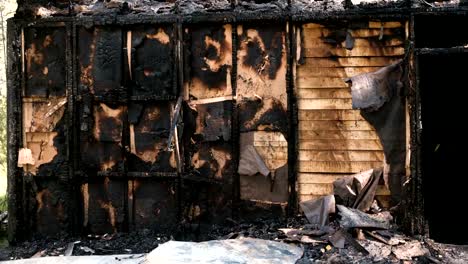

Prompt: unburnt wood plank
[303,46,405,58]
[297,77,349,88]
[298,173,350,184]
[298,130,379,140]
[298,120,374,130]
[296,67,382,78]
[298,183,334,196]
[303,28,403,38]
[298,110,364,121]
[298,150,384,162]
[302,37,404,48]
[298,161,383,173]
[297,88,351,99]
[298,139,382,150]
[302,57,400,67]
[298,99,352,110]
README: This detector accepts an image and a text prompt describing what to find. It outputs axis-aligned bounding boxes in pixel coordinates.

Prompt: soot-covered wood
[79,27,125,101]
[80,102,126,174]
[24,27,66,97]
[128,102,176,172]
[186,24,232,99]
[237,24,288,134]
[130,25,176,99]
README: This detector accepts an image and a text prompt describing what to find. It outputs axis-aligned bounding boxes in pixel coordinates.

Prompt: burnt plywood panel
[237,24,287,132]
[296,21,406,202]
[127,102,176,172]
[22,98,68,176]
[130,179,177,231]
[191,142,233,181]
[181,181,233,224]
[35,180,69,236]
[194,100,232,142]
[79,27,124,99]
[186,25,233,100]
[82,179,126,234]
[81,103,125,173]
[24,27,66,97]
[130,25,176,98]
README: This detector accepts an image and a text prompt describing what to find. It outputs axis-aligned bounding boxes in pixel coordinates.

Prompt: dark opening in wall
[419,53,468,245]
[415,15,468,48]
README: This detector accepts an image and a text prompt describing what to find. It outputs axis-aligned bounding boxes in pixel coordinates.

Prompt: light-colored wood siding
[296,21,406,203]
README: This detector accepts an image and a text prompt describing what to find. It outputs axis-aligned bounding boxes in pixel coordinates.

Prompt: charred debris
[5,0,468,256]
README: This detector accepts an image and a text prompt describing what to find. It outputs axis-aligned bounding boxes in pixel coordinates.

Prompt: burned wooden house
[6,0,468,244]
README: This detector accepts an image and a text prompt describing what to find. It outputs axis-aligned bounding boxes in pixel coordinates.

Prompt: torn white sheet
[238,145,270,177]
[144,238,303,264]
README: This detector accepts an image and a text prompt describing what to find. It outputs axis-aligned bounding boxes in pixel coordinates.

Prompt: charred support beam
[231,20,240,219]
[65,21,77,235]
[7,20,24,244]
[286,21,298,215]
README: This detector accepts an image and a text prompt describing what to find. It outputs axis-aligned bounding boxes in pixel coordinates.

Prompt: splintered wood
[296,21,406,203]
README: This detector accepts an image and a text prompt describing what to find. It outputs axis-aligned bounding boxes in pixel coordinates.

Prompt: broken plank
[297,88,351,99]
[302,57,400,67]
[297,77,349,88]
[298,130,379,140]
[298,110,363,121]
[298,120,374,130]
[296,67,382,78]
[298,161,383,173]
[298,99,352,110]
[298,139,382,150]
[303,46,405,58]
[301,37,404,49]
[298,150,384,162]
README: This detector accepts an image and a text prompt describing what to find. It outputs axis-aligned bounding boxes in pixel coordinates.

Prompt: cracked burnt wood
[128,25,176,99]
[78,27,125,102]
[34,179,70,236]
[129,179,177,231]
[185,140,234,224]
[185,24,233,100]
[127,102,176,173]
[24,26,66,97]
[194,100,232,142]
[81,178,126,234]
[80,102,126,174]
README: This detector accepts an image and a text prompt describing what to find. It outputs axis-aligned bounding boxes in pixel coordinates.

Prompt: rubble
[337,205,390,229]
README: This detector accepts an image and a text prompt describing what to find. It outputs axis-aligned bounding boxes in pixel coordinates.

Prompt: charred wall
[8,1,463,242]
